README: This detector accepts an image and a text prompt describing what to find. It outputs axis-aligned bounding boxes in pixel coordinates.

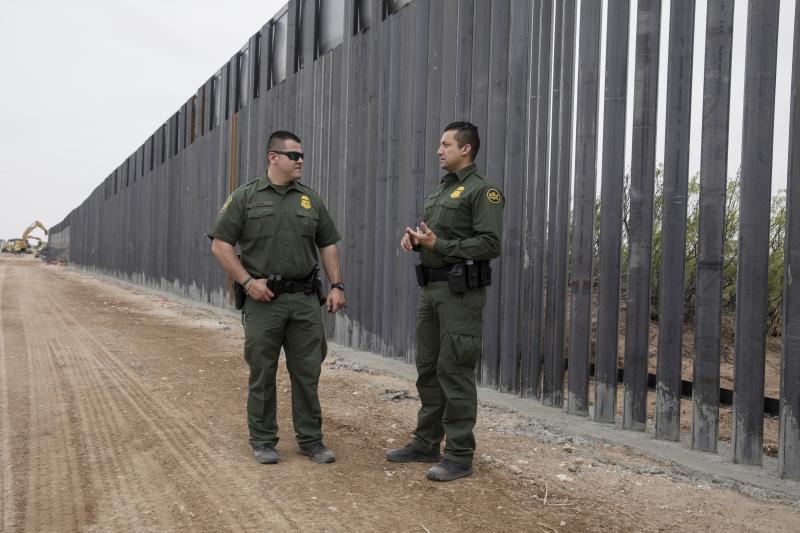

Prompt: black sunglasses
[270,150,304,161]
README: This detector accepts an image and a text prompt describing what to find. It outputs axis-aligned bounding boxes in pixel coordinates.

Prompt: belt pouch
[267,275,283,297]
[479,261,492,287]
[314,271,327,306]
[233,280,246,310]
[415,264,429,288]
[465,260,480,289]
[447,264,467,294]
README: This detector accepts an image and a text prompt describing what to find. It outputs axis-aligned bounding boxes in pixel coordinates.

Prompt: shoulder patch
[220,195,234,213]
[486,189,502,204]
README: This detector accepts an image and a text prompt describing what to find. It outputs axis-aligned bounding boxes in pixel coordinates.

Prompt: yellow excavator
[18,220,49,254]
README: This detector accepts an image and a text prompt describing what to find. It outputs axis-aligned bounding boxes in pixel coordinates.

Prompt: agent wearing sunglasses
[210,130,345,466]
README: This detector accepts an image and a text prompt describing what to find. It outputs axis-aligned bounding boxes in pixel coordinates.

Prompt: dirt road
[1,254,798,532]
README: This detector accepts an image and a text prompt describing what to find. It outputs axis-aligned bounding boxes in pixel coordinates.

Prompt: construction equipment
[28,236,46,257]
[18,220,48,254]
[2,239,24,253]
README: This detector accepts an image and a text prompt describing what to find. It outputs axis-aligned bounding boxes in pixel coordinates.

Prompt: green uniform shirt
[418,163,505,268]
[210,176,341,280]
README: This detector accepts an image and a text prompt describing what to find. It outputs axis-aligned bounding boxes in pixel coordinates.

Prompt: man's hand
[246,279,275,302]
[406,222,437,250]
[400,228,419,252]
[326,287,346,313]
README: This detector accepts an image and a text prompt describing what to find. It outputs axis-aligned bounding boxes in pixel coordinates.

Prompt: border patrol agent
[387,122,504,481]
[210,130,346,465]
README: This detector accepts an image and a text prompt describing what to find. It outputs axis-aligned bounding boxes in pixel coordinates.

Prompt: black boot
[386,443,441,463]
[426,459,473,481]
[298,442,336,464]
[253,444,279,464]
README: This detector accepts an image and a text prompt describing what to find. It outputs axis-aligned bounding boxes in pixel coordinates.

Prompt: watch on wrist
[331,282,345,291]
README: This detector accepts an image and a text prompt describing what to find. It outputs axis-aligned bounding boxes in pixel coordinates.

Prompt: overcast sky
[0,0,285,240]
[0,0,796,241]
[639,0,795,199]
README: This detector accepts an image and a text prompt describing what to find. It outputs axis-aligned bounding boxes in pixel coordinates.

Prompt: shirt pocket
[423,192,441,220]
[244,202,276,239]
[295,209,319,237]
[437,198,463,229]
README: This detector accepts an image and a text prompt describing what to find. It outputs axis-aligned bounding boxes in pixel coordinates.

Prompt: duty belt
[415,260,492,291]
[421,266,450,282]
[266,275,315,295]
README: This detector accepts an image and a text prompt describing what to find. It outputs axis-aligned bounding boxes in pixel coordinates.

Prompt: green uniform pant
[412,282,486,466]
[242,292,327,448]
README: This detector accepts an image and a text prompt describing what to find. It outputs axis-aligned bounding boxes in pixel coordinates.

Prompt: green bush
[591,168,785,337]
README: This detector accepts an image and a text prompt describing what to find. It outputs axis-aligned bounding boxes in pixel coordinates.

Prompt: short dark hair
[267,130,301,151]
[443,121,480,161]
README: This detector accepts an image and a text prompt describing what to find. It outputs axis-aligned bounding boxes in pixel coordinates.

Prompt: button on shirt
[210,176,341,280]
[419,164,505,269]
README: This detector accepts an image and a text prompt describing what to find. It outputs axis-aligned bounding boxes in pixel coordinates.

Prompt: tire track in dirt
[57,300,345,531]
[2,261,217,531]
[45,267,380,530]
[0,263,15,531]
[47,276,372,531]
[37,271,300,530]
[18,296,90,533]
[1,261,33,532]
[41,274,232,528]
[42,334,132,529]
[0,261,88,533]
[55,324,250,530]
[49,338,201,532]
[11,263,105,532]
[36,287,242,531]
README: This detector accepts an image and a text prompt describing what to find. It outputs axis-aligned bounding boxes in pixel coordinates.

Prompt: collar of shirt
[256,175,302,193]
[441,163,477,183]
